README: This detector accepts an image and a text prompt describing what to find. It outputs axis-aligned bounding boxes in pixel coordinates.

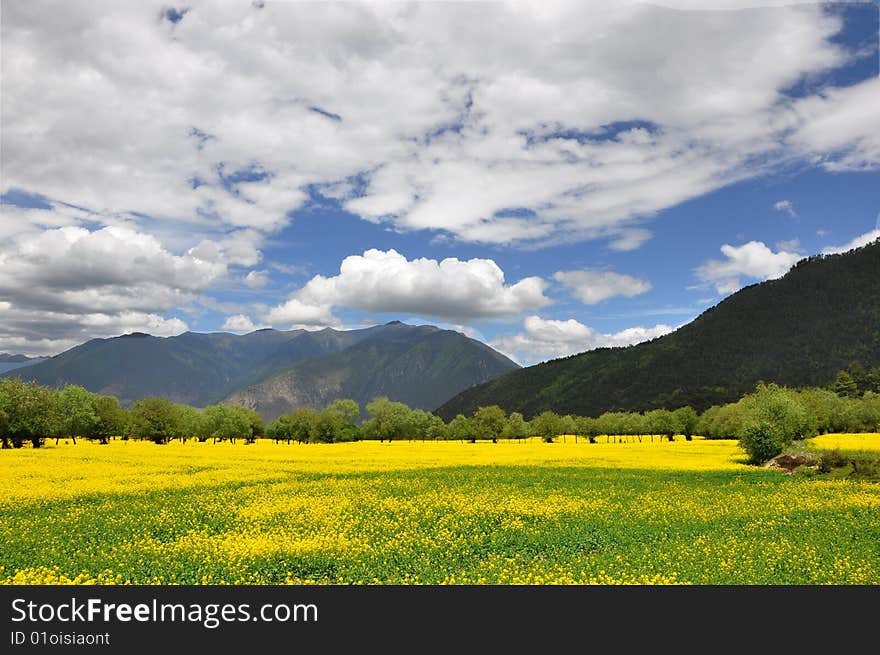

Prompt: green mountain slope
[436,239,880,421]
[225,322,520,421]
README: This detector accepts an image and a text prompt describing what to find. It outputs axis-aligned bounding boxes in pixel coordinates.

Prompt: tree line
[1,371,878,464]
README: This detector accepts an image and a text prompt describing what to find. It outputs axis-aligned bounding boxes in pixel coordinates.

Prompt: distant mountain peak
[120,332,151,338]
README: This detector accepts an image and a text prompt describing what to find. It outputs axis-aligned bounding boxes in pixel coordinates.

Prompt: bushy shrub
[739,421,786,464]
[737,383,816,463]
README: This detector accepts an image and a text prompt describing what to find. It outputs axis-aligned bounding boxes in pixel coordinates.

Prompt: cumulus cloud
[265,249,551,327]
[221,314,267,333]
[264,298,339,328]
[554,270,651,304]
[695,241,801,294]
[1,1,872,251]
[821,228,880,255]
[0,225,219,355]
[491,315,673,365]
[773,200,796,217]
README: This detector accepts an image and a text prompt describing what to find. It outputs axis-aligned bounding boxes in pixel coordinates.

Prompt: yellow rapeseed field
[2,436,878,585]
[808,432,880,453]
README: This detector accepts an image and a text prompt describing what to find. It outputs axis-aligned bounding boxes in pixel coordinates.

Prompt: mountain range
[0,353,49,375]
[437,238,880,420]
[2,321,519,419]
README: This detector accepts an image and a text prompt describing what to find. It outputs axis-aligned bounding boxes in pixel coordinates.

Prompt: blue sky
[1,1,878,363]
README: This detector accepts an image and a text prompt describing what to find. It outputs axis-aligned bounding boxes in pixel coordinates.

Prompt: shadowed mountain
[437,239,880,421]
[4,321,519,416]
[2,327,366,407]
[0,353,49,375]
[226,322,520,421]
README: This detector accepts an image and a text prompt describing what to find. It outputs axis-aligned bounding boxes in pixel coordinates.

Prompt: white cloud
[491,315,673,365]
[695,241,801,294]
[1,1,869,250]
[0,308,188,357]
[243,270,269,289]
[0,225,224,313]
[264,298,340,328]
[265,249,551,326]
[789,77,880,172]
[1,2,876,351]
[821,228,880,255]
[773,200,796,217]
[221,314,267,333]
[554,269,651,304]
[0,225,218,355]
[608,229,653,252]
[188,229,263,268]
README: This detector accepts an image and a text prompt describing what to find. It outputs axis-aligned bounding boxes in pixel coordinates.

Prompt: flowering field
[2,436,879,585]
[808,432,880,454]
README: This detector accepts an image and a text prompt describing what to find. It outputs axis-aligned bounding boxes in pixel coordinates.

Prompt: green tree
[866,367,880,394]
[266,415,294,443]
[574,415,600,443]
[847,362,867,394]
[558,414,577,443]
[424,413,448,440]
[472,405,506,442]
[288,407,319,443]
[238,406,264,444]
[202,404,259,443]
[854,392,880,433]
[313,401,358,443]
[57,385,98,445]
[646,408,678,442]
[128,397,182,444]
[596,411,627,442]
[502,412,530,441]
[176,405,203,442]
[0,407,8,448]
[92,395,128,444]
[405,409,433,441]
[673,406,698,441]
[531,410,562,443]
[447,414,472,442]
[363,397,411,442]
[0,378,59,448]
[833,370,859,398]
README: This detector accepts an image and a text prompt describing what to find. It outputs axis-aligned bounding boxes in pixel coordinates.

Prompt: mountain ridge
[3,322,519,417]
[226,323,519,421]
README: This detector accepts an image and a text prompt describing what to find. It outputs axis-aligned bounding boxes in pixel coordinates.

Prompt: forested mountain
[3,322,518,414]
[226,322,519,421]
[437,239,880,421]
